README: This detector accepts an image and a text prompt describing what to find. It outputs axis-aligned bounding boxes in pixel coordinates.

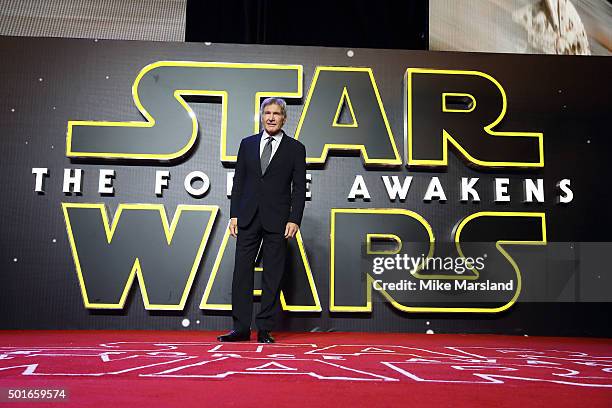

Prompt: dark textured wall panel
[0,36,610,336]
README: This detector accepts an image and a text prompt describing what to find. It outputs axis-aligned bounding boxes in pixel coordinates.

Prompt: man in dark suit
[218,97,306,343]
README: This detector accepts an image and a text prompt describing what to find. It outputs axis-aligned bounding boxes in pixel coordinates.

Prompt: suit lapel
[263,131,288,176]
[254,132,263,177]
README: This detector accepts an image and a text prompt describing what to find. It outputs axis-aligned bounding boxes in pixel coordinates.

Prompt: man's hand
[229,218,238,238]
[284,222,299,239]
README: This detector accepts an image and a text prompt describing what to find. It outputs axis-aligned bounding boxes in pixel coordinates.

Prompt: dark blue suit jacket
[230,131,306,233]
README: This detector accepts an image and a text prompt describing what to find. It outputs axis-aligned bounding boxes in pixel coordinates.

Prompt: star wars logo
[31,62,569,313]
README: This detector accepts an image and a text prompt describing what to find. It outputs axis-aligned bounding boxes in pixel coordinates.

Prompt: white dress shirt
[259,130,284,161]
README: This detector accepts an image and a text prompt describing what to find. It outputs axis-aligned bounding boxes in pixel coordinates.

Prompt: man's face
[262,103,286,135]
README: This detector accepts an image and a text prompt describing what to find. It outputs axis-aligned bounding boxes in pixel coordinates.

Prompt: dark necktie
[260,136,273,174]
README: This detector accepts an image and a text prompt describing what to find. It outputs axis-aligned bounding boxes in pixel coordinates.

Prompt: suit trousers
[232,210,287,332]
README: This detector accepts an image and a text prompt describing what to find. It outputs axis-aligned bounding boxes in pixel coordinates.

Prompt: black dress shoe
[257,330,275,343]
[217,330,250,342]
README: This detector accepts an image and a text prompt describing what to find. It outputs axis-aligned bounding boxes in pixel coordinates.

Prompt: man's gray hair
[260,97,287,119]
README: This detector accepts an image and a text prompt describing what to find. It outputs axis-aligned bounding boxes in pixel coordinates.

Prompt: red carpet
[0,330,610,407]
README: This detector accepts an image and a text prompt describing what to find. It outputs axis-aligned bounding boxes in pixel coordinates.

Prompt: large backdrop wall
[1,36,610,336]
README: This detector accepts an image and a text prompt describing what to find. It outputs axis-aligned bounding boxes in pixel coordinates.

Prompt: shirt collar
[262,130,283,142]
